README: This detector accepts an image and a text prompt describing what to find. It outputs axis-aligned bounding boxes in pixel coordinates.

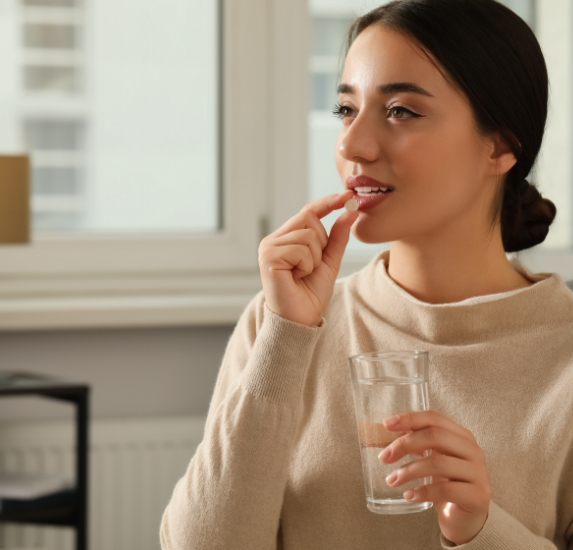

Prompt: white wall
[0,324,234,422]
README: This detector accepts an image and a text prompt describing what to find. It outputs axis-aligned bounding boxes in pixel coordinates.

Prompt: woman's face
[335,25,503,246]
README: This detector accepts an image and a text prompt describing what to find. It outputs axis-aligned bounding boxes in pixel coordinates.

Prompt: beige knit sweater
[160,249,573,549]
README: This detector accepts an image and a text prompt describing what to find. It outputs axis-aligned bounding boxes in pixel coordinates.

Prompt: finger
[381,426,478,464]
[273,211,330,251]
[321,209,359,274]
[357,421,409,448]
[306,214,330,250]
[302,189,354,219]
[383,410,477,443]
[431,474,449,486]
[295,213,329,250]
[274,190,354,240]
[263,244,314,277]
[272,229,323,270]
[404,480,485,513]
[386,453,479,488]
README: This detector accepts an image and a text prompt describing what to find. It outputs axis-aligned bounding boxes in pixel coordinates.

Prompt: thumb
[322,210,358,274]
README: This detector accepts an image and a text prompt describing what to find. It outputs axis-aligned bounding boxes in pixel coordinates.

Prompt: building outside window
[1,0,219,235]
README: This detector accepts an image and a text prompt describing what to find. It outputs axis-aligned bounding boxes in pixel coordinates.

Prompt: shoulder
[545,276,573,324]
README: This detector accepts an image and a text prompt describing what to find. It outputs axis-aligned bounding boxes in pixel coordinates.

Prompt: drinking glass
[349,350,432,514]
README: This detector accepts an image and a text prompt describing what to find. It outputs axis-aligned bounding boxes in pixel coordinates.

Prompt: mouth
[346,174,394,193]
[351,186,394,196]
[350,188,394,211]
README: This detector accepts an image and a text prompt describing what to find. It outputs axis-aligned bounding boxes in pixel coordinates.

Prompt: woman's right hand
[258,189,359,327]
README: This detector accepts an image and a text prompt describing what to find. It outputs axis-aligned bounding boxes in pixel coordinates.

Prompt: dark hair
[340,0,556,253]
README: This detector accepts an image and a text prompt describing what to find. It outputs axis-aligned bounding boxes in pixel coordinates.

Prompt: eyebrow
[337,82,435,98]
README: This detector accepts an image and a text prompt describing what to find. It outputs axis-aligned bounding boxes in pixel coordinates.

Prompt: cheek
[388,133,480,225]
[392,133,446,182]
[395,128,475,193]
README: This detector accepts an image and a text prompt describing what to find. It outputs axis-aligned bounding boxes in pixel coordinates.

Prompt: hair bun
[503,182,557,252]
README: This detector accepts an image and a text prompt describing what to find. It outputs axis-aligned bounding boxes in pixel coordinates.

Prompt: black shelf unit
[0,371,89,550]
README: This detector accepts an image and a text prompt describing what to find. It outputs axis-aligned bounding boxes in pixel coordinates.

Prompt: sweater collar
[353,249,572,345]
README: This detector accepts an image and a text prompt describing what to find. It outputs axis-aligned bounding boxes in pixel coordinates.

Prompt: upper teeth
[355,186,390,192]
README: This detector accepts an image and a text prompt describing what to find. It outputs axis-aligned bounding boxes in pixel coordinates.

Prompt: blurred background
[0,0,570,548]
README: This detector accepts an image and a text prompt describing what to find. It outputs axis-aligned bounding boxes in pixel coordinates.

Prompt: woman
[160,0,573,548]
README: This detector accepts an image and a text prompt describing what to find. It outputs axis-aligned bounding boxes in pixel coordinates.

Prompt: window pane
[311,73,338,112]
[0,0,220,235]
[312,17,354,56]
[308,0,571,255]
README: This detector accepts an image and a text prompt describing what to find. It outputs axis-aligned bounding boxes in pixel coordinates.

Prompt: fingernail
[378,447,391,461]
[386,471,398,485]
[384,415,400,426]
[404,489,416,501]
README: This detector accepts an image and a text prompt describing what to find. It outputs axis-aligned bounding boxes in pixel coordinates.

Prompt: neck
[387,224,532,305]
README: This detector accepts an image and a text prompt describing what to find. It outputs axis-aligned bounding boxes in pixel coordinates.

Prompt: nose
[337,109,381,163]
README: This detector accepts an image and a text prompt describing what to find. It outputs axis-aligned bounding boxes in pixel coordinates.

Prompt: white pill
[345,198,359,211]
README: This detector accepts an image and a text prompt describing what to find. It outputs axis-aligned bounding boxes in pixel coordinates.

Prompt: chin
[351,214,398,241]
[350,225,389,244]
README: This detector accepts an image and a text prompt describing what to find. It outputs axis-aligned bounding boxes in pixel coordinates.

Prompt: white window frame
[0,0,570,331]
[0,0,309,330]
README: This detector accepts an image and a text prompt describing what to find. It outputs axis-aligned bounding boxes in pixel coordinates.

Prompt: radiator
[0,415,206,550]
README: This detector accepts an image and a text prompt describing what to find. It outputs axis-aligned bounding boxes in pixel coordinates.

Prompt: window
[0,0,274,329]
[8,0,220,234]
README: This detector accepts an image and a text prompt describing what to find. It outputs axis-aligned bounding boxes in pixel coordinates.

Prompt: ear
[485,132,518,178]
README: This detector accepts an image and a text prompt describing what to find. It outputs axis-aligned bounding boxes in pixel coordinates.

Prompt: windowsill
[0,269,266,331]
[0,292,260,331]
[0,256,373,331]
[0,249,570,331]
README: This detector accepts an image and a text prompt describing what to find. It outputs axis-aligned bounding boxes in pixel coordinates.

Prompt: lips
[346,174,394,191]
[352,191,393,211]
[345,175,394,211]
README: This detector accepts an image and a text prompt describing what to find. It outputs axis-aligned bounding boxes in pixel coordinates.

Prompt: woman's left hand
[380,410,491,546]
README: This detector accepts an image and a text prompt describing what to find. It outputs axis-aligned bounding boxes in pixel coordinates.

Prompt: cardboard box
[0,154,30,244]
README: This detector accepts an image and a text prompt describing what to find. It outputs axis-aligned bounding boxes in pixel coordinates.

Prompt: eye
[332,102,422,120]
[387,105,422,119]
[332,102,353,119]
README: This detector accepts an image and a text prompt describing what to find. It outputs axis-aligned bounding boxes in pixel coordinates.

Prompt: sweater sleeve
[439,500,562,549]
[159,290,327,550]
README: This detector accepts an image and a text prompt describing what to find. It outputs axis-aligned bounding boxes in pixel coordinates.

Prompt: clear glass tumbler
[348,350,432,514]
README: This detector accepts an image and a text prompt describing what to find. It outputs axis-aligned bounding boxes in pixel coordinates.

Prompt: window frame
[0,0,570,331]
[0,0,305,330]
